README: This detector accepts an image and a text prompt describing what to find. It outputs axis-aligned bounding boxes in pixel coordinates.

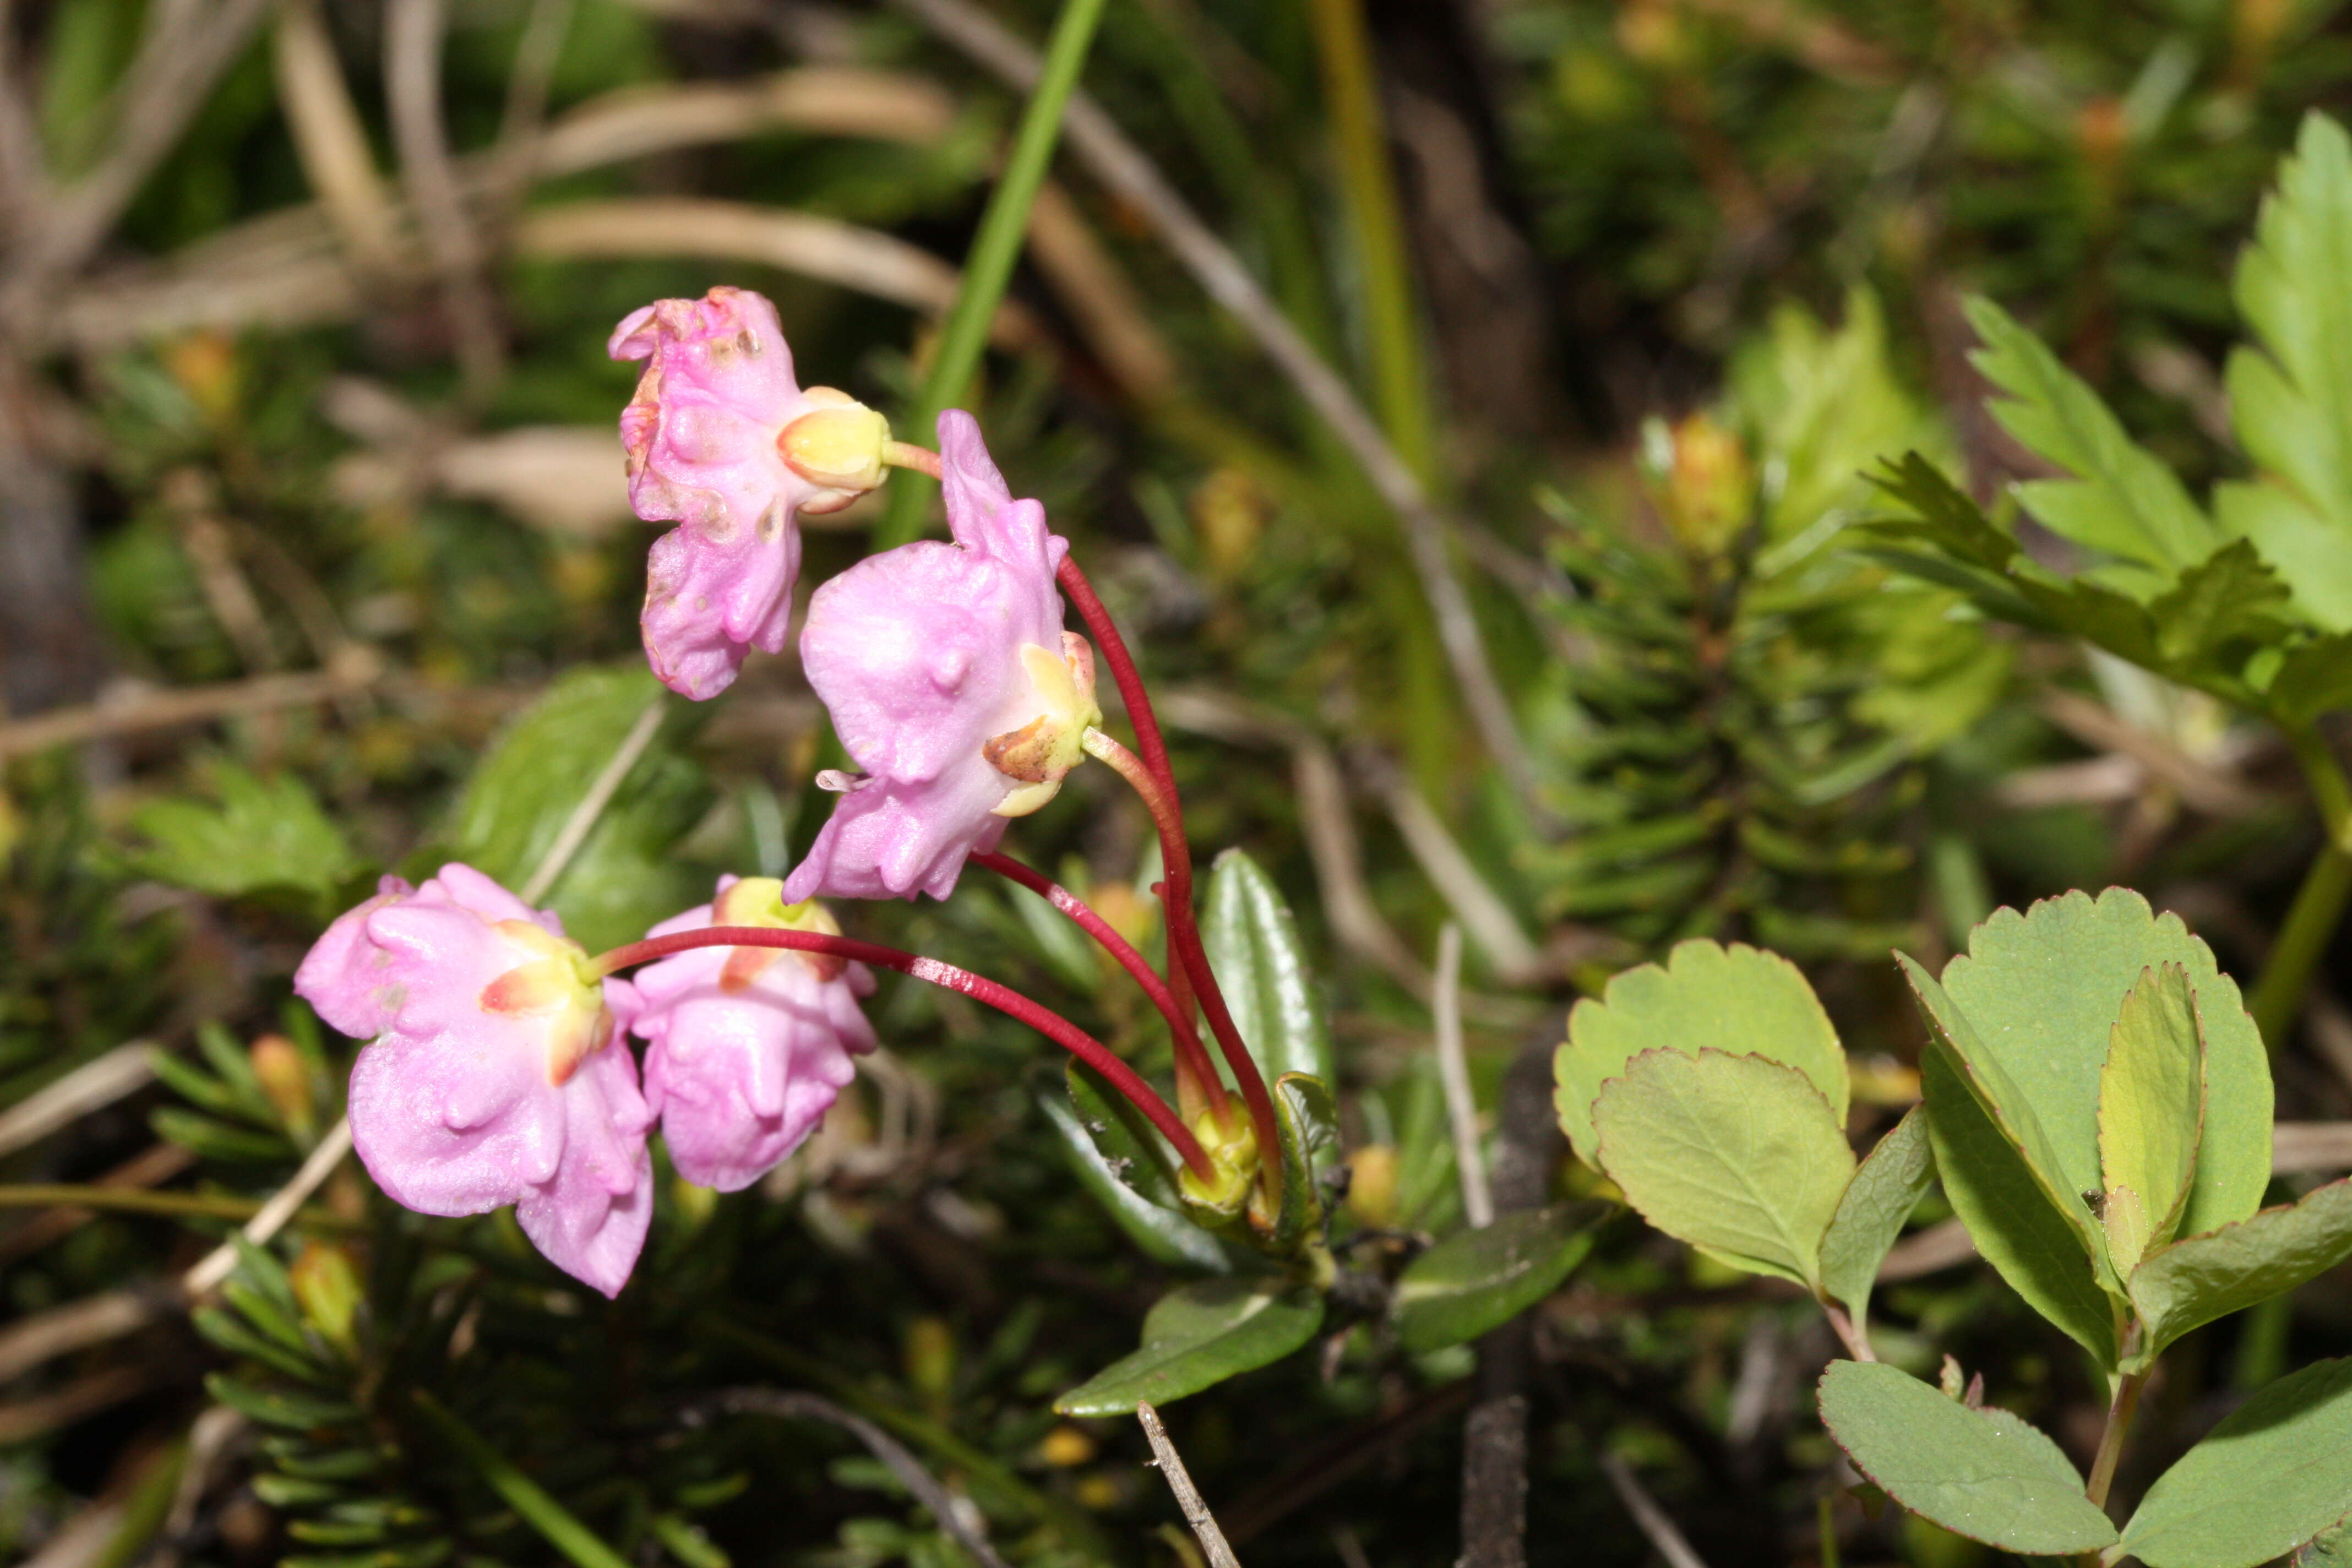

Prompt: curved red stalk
[1059,554,1284,1206]
[591,925,1213,1181]
[971,850,1229,1125]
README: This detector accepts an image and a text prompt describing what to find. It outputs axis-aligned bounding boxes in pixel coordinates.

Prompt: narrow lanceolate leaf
[1964,293,2218,590]
[1557,939,1848,1169]
[1053,1278,1324,1415]
[1913,983,2119,1364]
[2124,1359,2352,1568]
[1201,849,1335,1085]
[2218,113,2352,631]
[2128,1179,2352,1367]
[2098,963,2208,1274]
[1817,1360,2119,1556]
[1039,1077,1228,1272]
[1590,1048,1854,1290]
[1941,890,2271,1243]
[1819,1107,1935,1326]
[1391,1204,1603,1354]
[1901,955,2119,1294]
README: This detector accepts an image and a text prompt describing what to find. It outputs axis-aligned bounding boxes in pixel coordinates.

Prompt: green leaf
[152,1106,290,1162]
[204,1372,361,1430]
[1817,1360,2120,1556]
[1590,1048,1854,1290]
[1038,1073,1228,1272]
[1055,1060,1242,1233]
[2098,964,2207,1274]
[2129,1179,2352,1366]
[1902,954,2119,1292]
[1557,939,1848,1169]
[2220,113,2352,631]
[1913,985,2119,1363]
[1254,1071,1336,1255]
[1819,1107,1935,1327]
[2299,1517,2352,1567]
[130,762,356,902]
[1942,890,2271,1242]
[2124,1358,2352,1568]
[447,664,707,954]
[1201,850,1335,1084]
[1391,1204,1602,1354]
[1052,1278,1324,1415]
[1964,294,2219,586]
[2143,542,2295,668]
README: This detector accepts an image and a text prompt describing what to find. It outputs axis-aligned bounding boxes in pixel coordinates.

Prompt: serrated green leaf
[1964,295,2218,585]
[2299,1517,2352,1566]
[2129,1179,2352,1366]
[447,664,706,954]
[1914,985,2119,1363]
[1201,849,1334,1084]
[1052,1278,1324,1415]
[130,761,357,902]
[1557,939,1848,1168]
[1591,1048,1854,1289]
[1942,890,2271,1241]
[2222,113,2352,630]
[2144,542,2296,667]
[2099,964,2207,1274]
[1817,1360,2119,1555]
[1038,1072,1228,1272]
[1819,1106,1935,1327]
[1391,1204,1602,1354]
[1901,954,2119,1294]
[2124,1359,2352,1568]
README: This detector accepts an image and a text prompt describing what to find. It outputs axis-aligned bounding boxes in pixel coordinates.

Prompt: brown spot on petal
[983,715,1060,783]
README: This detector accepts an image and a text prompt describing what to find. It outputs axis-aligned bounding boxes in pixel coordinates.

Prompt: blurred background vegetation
[7,1,2352,1565]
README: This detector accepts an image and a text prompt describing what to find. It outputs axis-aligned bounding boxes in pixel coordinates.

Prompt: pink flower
[295,865,654,1298]
[782,411,1099,903]
[610,287,891,700]
[608,877,874,1192]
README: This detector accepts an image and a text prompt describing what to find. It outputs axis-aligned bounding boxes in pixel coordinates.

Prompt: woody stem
[589,925,1213,1181]
[971,851,1229,1125]
[1081,726,1283,1209]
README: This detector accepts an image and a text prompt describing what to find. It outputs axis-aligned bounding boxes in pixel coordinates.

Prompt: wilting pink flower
[608,877,874,1192]
[295,864,654,1297]
[782,411,1099,903]
[610,286,891,700]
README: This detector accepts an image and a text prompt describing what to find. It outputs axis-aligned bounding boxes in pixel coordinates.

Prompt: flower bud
[289,1242,364,1353]
[248,1033,316,1141]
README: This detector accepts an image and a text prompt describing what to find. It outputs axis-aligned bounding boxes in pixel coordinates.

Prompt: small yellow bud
[248,1035,317,1141]
[1649,412,1754,558]
[288,1242,363,1353]
[1343,1144,1401,1229]
[1039,1426,1096,1468]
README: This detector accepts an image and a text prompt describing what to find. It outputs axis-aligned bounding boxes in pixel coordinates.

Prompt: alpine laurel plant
[1560,889,2352,1568]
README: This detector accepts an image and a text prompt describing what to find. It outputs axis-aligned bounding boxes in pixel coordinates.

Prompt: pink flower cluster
[302,286,1101,1295]
[297,868,872,1295]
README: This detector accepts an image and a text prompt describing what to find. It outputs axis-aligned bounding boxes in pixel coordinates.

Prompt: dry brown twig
[1599,1454,1712,1568]
[272,0,405,275]
[385,0,504,398]
[1137,1402,1243,1568]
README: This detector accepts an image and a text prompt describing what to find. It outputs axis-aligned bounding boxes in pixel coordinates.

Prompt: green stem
[1304,0,1434,481]
[2248,725,2352,1049]
[412,1390,631,1568]
[876,0,1109,546]
[2084,1367,2148,1513]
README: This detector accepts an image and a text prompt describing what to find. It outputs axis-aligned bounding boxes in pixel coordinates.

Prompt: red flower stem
[971,850,1229,1125]
[1081,728,1283,1210]
[1057,557,1198,1026]
[590,925,1213,1182]
[1058,557,1278,1168]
